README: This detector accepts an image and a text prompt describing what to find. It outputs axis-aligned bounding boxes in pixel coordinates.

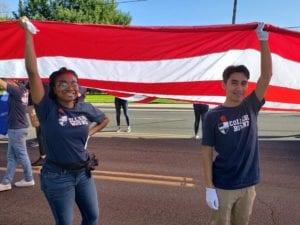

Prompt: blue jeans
[40,164,99,225]
[1,128,33,184]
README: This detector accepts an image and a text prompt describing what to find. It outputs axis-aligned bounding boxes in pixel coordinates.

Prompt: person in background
[193,103,209,139]
[201,23,272,225]
[0,78,35,192]
[114,96,131,132]
[19,16,109,225]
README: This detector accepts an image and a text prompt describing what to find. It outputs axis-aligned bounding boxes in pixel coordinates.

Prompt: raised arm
[255,23,272,101]
[19,16,44,105]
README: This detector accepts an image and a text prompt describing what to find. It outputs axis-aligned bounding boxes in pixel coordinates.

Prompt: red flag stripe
[1,21,300,62]
[0,21,259,60]
[80,79,300,104]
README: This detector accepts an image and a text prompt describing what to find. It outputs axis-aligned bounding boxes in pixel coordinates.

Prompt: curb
[92,103,193,110]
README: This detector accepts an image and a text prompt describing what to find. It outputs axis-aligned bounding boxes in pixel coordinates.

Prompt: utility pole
[232,0,238,24]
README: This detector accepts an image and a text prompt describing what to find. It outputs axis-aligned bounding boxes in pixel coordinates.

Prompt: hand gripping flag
[0,20,300,111]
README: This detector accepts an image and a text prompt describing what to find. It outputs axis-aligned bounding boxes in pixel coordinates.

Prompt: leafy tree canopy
[13,0,131,25]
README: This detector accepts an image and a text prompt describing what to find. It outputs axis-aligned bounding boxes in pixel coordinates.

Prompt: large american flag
[0,20,300,111]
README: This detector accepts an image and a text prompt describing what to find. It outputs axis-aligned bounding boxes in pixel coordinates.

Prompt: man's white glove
[25,20,39,34]
[206,188,219,210]
[256,22,268,41]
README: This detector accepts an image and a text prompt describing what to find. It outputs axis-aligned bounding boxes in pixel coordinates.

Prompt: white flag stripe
[122,95,152,102]
[1,50,300,90]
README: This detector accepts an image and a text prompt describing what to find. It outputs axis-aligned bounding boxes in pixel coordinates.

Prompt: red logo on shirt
[219,115,227,122]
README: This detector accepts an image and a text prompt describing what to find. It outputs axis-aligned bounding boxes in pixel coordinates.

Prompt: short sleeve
[201,111,215,147]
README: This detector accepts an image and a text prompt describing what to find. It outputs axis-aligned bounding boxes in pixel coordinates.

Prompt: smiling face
[222,72,248,107]
[53,72,79,107]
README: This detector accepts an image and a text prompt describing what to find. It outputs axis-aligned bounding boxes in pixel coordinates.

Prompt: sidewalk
[0,103,192,143]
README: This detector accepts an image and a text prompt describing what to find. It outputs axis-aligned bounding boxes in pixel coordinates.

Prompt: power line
[285,26,300,29]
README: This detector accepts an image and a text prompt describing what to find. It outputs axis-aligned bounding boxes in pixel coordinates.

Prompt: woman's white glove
[256,22,268,41]
[20,16,39,34]
[25,20,39,34]
[206,188,219,210]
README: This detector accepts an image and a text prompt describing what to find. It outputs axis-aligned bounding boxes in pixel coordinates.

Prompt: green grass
[85,94,115,103]
[85,94,188,104]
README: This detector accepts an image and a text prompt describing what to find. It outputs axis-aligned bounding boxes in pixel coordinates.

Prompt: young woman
[19,16,109,225]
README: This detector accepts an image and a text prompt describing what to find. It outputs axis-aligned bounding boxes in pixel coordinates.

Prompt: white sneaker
[14,179,35,187]
[194,135,200,140]
[116,126,121,132]
[0,183,12,192]
[127,126,131,133]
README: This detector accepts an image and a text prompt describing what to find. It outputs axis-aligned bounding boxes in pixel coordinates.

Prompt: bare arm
[88,116,110,137]
[201,144,215,188]
[255,24,272,101]
[19,17,44,105]
[0,79,7,90]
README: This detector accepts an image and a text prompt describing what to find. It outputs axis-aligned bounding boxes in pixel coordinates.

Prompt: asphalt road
[0,105,299,225]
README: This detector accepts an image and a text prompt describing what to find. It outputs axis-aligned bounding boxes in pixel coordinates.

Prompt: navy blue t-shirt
[202,91,264,189]
[35,95,106,164]
[6,84,29,129]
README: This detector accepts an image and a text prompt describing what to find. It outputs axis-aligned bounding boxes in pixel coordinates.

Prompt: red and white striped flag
[0,20,300,111]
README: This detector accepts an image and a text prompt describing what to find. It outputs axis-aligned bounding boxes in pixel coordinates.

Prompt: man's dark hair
[222,65,250,83]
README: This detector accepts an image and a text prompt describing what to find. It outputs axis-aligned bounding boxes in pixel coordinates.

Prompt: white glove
[256,22,268,41]
[25,20,39,34]
[206,188,219,210]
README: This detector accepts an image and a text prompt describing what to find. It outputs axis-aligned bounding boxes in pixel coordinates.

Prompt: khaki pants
[211,186,256,225]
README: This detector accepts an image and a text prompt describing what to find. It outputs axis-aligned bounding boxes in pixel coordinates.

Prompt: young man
[0,78,35,191]
[201,23,272,225]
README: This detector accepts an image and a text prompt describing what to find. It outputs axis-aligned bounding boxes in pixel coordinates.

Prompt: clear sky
[1,0,300,30]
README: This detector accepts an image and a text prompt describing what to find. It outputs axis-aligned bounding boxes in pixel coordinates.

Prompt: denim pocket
[41,168,74,199]
[40,168,61,193]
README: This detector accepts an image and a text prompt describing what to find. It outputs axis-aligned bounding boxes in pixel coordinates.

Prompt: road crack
[256,196,276,225]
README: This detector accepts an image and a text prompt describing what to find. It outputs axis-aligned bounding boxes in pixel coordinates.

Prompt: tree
[14,0,131,25]
[14,0,52,21]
